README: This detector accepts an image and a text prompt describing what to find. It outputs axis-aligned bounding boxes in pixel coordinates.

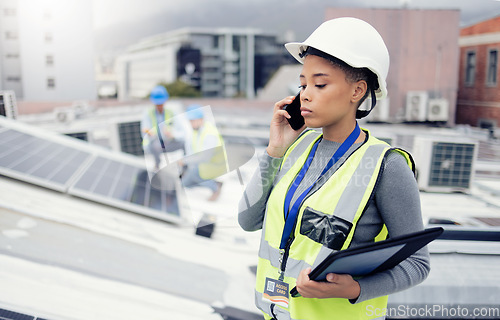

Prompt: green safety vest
[142,108,174,147]
[255,128,414,320]
[191,121,229,180]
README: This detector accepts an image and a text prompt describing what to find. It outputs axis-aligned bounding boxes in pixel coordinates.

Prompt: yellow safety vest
[191,121,229,180]
[255,128,414,320]
[142,108,174,147]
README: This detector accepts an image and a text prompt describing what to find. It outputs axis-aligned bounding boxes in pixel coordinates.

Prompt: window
[487,49,498,85]
[45,32,53,43]
[465,51,476,85]
[47,77,56,89]
[6,76,21,82]
[46,55,54,66]
[5,31,18,40]
[43,9,51,20]
[3,8,16,16]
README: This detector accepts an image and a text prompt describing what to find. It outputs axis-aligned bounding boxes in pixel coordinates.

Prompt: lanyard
[279,123,361,249]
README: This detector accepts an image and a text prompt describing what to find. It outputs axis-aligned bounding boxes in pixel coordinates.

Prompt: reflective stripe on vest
[191,121,229,179]
[255,128,414,320]
[142,108,174,146]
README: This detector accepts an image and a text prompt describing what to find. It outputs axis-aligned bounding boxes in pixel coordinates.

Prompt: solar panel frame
[0,308,35,320]
[0,117,187,225]
[0,124,94,193]
[67,154,185,224]
[65,131,89,141]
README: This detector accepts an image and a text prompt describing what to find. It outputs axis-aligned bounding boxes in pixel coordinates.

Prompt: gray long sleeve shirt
[238,137,430,303]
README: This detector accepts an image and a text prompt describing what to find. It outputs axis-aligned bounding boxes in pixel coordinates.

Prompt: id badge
[263,277,290,308]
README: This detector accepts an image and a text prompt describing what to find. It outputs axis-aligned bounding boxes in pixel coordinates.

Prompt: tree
[160,80,201,98]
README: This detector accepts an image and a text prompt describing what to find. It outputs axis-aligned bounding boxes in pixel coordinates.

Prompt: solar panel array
[0,117,183,224]
[65,131,89,141]
[0,308,49,320]
[0,127,92,192]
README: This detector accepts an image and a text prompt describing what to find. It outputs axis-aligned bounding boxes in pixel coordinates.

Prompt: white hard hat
[285,17,390,100]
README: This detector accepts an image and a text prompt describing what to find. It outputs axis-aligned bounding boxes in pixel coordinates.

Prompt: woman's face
[299,55,360,138]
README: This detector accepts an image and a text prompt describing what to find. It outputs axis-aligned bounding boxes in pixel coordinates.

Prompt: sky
[90,0,500,54]
[92,0,500,30]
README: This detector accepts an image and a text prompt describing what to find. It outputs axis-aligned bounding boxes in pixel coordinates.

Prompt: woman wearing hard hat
[238,17,429,320]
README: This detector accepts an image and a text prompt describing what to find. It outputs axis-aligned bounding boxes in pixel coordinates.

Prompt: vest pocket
[300,206,352,250]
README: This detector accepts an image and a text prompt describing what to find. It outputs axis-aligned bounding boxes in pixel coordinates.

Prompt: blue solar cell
[0,308,34,320]
[0,128,93,189]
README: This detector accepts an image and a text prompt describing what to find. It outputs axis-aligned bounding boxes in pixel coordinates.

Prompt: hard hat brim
[150,97,167,105]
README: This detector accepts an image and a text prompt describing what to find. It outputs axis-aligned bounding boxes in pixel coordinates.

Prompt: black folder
[290,227,443,297]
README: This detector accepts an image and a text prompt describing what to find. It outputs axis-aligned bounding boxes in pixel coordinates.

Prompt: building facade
[0,0,22,98]
[325,8,460,125]
[116,27,289,100]
[456,14,500,131]
[0,0,96,101]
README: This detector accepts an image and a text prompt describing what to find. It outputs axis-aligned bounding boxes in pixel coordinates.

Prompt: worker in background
[141,85,186,169]
[180,105,226,201]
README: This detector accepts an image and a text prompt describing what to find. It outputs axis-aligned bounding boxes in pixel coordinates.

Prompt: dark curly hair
[299,47,378,107]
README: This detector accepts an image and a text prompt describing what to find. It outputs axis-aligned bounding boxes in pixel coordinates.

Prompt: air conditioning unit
[54,107,76,123]
[412,136,477,193]
[427,99,449,122]
[110,120,144,156]
[366,97,390,123]
[71,100,92,119]
[405,91,428,122]
[0,90,18,119]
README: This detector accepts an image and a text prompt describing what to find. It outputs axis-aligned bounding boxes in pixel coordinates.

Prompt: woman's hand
[266,95,306,158]
[295,267,361,300]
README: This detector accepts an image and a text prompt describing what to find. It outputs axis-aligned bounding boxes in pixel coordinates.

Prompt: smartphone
[283,93,305,130]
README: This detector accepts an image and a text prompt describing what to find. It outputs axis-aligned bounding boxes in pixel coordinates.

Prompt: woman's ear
[351,80,368,103]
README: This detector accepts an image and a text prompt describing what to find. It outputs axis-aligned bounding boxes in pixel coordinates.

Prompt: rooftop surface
[1,103,500,319]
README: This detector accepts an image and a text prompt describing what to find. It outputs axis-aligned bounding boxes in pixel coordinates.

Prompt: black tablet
[290,227,443,297]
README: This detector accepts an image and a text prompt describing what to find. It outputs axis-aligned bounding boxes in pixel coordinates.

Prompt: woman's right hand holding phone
[266,95,305,158]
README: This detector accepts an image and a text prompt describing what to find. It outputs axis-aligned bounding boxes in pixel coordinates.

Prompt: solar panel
[0,308,51,320]
[0,117,184,224]
[0,127,92,192]
[65,131,89,141]
[69,155,181,221]
[0,308,35,320]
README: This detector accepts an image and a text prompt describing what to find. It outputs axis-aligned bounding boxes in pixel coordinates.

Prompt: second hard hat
[186,104,204,120]
[150,85,169,105]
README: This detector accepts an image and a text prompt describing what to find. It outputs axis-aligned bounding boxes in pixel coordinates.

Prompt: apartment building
[0,0,96,101]
[325,8,460,125]
[457,14,500,131]
[116,27,289,100]
[0,0,22,98]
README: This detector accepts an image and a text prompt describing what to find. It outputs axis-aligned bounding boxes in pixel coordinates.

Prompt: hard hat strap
[356,88,377,119]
